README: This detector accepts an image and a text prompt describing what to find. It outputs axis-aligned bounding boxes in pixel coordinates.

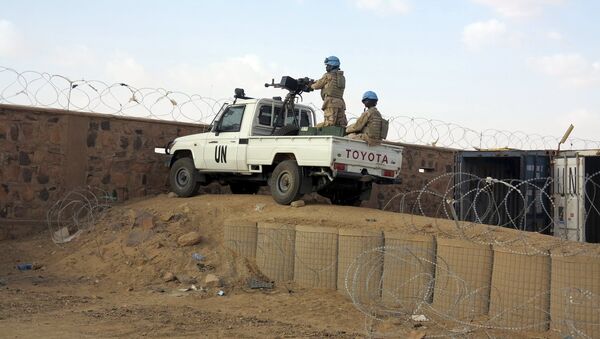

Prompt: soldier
[346,91,384,146]
[310,56,348,127]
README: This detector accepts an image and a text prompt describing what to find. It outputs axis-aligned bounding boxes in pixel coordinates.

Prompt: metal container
[454,150,551,233]
[553,150,600,242]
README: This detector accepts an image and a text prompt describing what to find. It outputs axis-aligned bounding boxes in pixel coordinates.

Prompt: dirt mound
[3,193,597,338]
[43,193,599,290]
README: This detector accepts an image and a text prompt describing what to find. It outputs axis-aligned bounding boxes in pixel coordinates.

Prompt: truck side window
[300,110,310,127]
[258,106,272,126]
[283,109,310,127]
[218,105,245,132]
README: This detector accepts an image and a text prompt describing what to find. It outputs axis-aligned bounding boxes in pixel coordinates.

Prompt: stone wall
[0,104,204,222]
[0,103,456,225]
[365,143,456,216]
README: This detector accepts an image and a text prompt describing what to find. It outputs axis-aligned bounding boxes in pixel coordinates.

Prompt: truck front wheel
[169,157,200,197]
[269,160,302,205]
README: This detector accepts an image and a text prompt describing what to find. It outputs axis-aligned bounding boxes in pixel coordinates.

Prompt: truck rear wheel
[269,160,302,205]
[169,157,200,197]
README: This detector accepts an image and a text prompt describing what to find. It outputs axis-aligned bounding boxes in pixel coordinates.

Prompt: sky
[0,0,599,140]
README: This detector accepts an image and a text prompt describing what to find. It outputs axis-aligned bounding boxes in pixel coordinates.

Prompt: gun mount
[265,76,314,134]
[265,76,314,93]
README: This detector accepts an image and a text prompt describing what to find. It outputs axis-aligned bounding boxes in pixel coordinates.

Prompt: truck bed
[245,135,402,176]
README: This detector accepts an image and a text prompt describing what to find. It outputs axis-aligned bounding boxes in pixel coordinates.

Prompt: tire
[169,157,200,197]
[229,183,260,194]
[269,160,302,205]
[273,125,300,136]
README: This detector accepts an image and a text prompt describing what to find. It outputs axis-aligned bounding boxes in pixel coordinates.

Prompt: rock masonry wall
[0,103,455,224]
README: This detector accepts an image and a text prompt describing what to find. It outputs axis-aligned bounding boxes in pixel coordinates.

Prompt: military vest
[366,107,383,140]
[321,70,345,99]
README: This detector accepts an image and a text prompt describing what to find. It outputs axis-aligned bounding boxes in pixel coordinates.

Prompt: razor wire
[381,170,600,255]
[222,171,600,337]
[3,65,600,150]
[0,66,228,123]
[47,186,114,244]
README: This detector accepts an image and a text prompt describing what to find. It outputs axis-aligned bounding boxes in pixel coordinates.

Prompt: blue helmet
[324,56,340,67]
[362,91,378,101]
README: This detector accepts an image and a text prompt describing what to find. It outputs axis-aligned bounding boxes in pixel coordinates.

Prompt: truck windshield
[217,105,245,132]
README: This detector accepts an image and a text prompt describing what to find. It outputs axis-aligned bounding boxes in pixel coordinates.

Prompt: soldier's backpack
[381,119,389,140]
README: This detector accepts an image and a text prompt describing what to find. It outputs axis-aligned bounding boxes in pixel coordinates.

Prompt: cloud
[471,0,565,18]
[164,55,279,98]
[105,53,154,87]
[50,45,99,69]
[462,19,508,51]
[529,53,600,87]
[546,30,564,41]
[0,19,24,57]
[558,109,599,140]
[354,0,411,15]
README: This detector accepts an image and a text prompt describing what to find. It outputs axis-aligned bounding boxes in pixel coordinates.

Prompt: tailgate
[331,137,403,179]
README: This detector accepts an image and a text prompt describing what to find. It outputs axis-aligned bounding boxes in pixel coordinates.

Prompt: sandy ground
[0,194,570,338]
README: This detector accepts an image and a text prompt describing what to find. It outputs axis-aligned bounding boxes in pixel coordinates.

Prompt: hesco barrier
[225,223,599,336]
[294,225,338,289]
[489,248,551,331]
[550,254,600,337]
[432,238,493,320]
[256,222,295,282]
[338,229,384,301]
[381,233,436,313]
[223,220,258,258]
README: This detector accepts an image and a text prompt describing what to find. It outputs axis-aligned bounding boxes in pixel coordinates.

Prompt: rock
[204,274,222,288]
[254,203,266,212]
[167,192,178,198]
[163,272,176,282]
[53,227,70,242]
[290,200,305,207]
[175,274,196,285]
[125,229,153,247]
[160,212,183,223]
[134,211,154,229]
[177,231,202,246]
[126,209,137,225]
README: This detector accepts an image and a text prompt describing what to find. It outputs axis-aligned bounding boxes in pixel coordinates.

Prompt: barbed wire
[0,66,228,123]
[381,171,600,255]
[47,186,114,244]
[223,170,600,337]
[3,66,600,150]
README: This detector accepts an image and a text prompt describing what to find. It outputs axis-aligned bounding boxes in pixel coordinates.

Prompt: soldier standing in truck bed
[346,91,386,146]
[310,56,348,128]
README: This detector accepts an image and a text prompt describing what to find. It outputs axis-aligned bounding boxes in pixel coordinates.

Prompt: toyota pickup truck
[156,96,403,205]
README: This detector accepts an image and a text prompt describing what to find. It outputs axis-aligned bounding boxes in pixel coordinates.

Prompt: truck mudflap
[163,155,173,167]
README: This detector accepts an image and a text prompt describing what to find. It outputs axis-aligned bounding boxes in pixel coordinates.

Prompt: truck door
[203,105,245,172]
[554,155,585,241]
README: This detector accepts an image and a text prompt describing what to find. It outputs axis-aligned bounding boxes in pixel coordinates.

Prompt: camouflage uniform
[346,107,384,146]
[311,70,347,127]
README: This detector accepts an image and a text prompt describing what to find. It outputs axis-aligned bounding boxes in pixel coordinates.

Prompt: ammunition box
[298,126,345,137]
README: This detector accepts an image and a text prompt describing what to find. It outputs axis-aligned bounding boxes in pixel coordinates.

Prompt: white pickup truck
[156,97,403,205]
